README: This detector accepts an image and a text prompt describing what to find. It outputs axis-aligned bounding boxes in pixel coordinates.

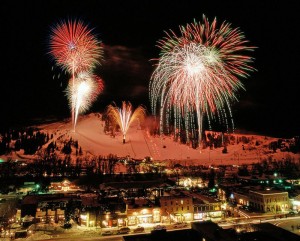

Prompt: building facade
[249,190,290,213]
[160,195,193,223]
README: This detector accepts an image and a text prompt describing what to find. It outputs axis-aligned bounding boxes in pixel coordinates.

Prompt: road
[272,216,300,236]
[7,210,300,241]
[21,221,191,241]
[218,212,300,236]
[32,216,300,241]
[37,236,123,241]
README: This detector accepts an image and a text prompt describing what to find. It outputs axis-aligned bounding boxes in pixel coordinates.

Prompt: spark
[106,101,146,144]
[49,18,103,73]
[49,18,103,130]
[150,14,256,148]
[66,72,104,129]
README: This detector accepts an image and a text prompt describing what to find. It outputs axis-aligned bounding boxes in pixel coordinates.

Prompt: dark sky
[1,0,299,138]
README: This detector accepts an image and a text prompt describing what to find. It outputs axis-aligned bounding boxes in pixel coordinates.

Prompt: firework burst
[150,14,256,147]
[49,18,103,130]
[66,72,104,129]
[49,18,103,73]
[106,101,146,144]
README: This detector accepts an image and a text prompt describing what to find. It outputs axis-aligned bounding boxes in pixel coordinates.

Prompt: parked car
[102,230,114,236]
[173,222,188,229]
[118,227,131,234]
[153,225,166,230]
[133,226,145,233]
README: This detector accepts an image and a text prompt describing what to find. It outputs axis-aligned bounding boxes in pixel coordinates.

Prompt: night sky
[1,0,299,138]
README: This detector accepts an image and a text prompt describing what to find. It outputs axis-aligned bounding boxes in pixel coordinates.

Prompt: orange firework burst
[106,101,146,144]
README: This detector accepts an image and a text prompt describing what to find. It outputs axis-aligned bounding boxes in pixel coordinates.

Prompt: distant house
[20,194,72,223]
[100,180,167,198]
[49,180,82,192]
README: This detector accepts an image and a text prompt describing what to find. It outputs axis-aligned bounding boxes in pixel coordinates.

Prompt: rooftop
[250,189,289,195]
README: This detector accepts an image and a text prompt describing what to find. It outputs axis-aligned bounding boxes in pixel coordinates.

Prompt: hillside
[3,113,299,167]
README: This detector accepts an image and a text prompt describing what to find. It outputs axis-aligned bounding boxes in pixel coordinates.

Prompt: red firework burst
[49,19,103,74]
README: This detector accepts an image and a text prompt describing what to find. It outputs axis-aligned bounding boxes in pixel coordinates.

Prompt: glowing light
[49,19,103,73]
[66,72,104,129]
[149,14,256,147]
[106,101,146,144]
[49,18,103,130]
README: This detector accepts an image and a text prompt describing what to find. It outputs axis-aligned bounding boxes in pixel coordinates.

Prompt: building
[126,197,160,226]
[99,180,166,198]
[192,193,222,220]
[160,193,193,223]
[178,190,222,221]
[230,186,261,207]
[35,200,66,223]
[249,190,290,213]
[49,180,82,192]
[20,194,72,223]
[232,189,250,206]
[79,195,127,228]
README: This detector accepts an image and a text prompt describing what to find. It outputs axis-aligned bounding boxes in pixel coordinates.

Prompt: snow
[17,112,298,166]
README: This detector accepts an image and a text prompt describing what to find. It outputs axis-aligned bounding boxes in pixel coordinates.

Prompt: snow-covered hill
[2,113,300,166]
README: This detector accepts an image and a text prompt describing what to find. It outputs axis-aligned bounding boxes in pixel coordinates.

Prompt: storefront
[137,214,153,224]
[127,208,161,226]
[100,213,116,228]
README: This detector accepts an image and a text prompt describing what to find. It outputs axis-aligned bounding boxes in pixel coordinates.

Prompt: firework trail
[49,18,103,129]
[150,14,256,147]
[66,72,104,129]
[106,101,146,144]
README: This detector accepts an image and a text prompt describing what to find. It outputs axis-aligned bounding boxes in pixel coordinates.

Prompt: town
[1,131,300,240]
[2,1,300,241]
